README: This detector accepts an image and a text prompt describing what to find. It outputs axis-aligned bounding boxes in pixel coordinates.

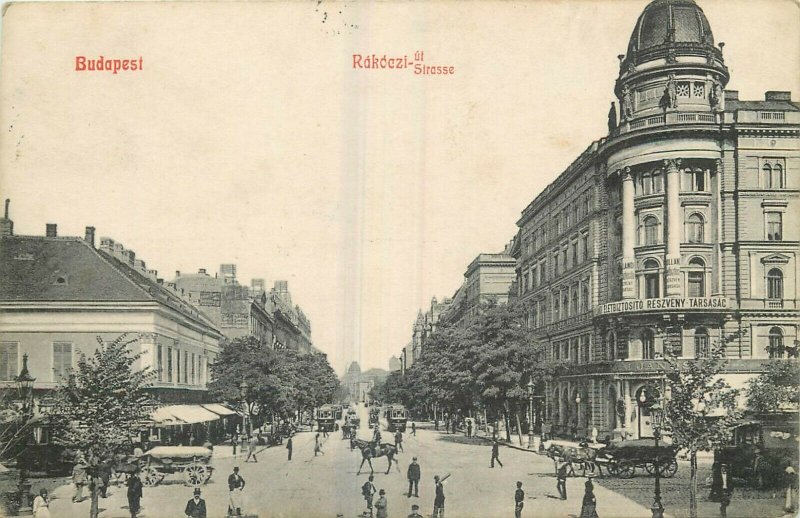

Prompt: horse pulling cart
[138,446,214,487]
[597,440,678,479]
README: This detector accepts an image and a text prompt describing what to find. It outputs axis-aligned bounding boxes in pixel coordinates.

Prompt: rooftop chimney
[0,199,12,237]
[46,223,57,237]
[175,270,181,278]
[724,90,739,101]
[765,91,792,101]
[84,226,95,247]
[198,268,207,275]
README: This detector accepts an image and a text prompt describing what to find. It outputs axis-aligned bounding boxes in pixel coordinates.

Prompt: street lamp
[15,354,35,514]
[527,379,534,449]
[643,386,670,518]
[575,393,581,439]
[239,381,250,437]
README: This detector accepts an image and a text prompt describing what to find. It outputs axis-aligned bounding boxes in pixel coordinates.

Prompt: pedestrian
[408,503,422,517]
[322,424,329,438]
[557,461,569,500]
[126,469,143,518]
[286,435,293,461]
[32,488,51,518]
[72,457,88,503]
[785,466,798,514]
[411,422,416,436]
[245,434,259,463]
[433,474,449,518]
[375,489,388,518]
[227,466,246,517]
[395,430,404,452]
[99,459,112,498]
[514,481,524,518]
[434,418,439,431]
[362,475,377,517]
[719,464,733,518]
[490,438,503,468]
[579,479,598,518]
[184,488,207,518]
[407,457,421,498]
[315,433,325,456]
[231,431,239,457]
[467,419,473,438]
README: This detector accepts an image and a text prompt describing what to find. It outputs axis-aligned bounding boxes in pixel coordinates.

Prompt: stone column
[665,159,682,297]
[621,168,636,299]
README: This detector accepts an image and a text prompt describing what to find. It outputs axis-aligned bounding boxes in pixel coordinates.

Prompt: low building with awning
[145,404,239,446]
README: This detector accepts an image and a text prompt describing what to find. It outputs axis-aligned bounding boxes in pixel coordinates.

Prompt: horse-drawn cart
[597,440,678,479]
[138,446,214,487]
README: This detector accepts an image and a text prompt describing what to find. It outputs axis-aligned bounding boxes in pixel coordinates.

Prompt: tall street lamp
[575,393,581,439]
[527,379,534,449]
[642,386,670,518]
[239,381,250,437]
[15,353,35,514]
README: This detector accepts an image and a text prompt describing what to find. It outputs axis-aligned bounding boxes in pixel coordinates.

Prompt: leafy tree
[661,336,741,518]
[747,360,800,414]
[50,334,156,518]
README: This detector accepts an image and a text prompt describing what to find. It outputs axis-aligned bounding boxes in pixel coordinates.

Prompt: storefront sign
[597,297,728,315]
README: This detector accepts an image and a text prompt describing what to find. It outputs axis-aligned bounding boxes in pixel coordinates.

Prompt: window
[581,283,590,313]
[767,268,783,299]
[768,327,784,359]
[692,82,705,98]
[0,342,18,381]
[572,240,578,266]
[694,327,710,358]
[570,339,579,363]
[641,171,652,195]
[167,347,173,382]
[553,296,560,322]
[553,252,559,276]
[607,331,617,361]
[581,233,589,262]
[766,212,782,241]
[687,258,706,297]
[571,286,579,316]
[176,349,181,383]
[191,353,196,385]
[532,266,538,289]
[157,344,163,382]
[184,353,189,384]
[763,164,773,189]
[562,248,568,271]
[691,170,705,191]
[772,164,784,189]
[763,162,785,189]
[676,82,691,97]
[644,259,660,299]
[642,329,655,360]
[643,216,660,245]
[687,213,704,243]
[53,342,72,380]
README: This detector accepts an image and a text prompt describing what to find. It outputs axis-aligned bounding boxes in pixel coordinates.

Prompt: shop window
[767,268,783,299]
[642,329,655,360]
[766,212,783,241]
[768,327,784,359]
[694,327,710,358]
[686,213,705,243]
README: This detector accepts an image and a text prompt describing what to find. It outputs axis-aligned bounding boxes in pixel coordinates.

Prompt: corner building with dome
[512,0,799,440]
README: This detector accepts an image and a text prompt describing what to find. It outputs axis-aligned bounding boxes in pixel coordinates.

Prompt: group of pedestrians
[361,468,449,518]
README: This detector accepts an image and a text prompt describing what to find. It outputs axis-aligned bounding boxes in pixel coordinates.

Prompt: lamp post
[574,393,581,439]
[527,379,534,449]
[239,381,250,437]
[642,386,671,518]
[15,353,35,514]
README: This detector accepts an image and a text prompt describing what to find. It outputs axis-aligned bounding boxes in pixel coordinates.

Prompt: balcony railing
[615,111,721,137]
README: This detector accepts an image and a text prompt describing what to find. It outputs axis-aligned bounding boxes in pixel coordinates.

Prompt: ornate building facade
[514,0,798,440]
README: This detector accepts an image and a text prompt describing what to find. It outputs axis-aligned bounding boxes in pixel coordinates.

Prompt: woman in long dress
[580,479,599,518]
[32,488,52,518]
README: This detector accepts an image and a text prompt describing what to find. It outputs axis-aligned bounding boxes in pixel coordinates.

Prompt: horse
[351,438,400,475]
[547,443,599,477]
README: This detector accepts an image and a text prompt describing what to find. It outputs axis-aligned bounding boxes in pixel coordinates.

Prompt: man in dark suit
[184,488,207,518]
[407,457,421,497]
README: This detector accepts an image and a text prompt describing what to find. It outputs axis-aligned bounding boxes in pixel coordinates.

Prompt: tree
[662,336,741,518]
[747,360,800,414]
[50,334,156,518]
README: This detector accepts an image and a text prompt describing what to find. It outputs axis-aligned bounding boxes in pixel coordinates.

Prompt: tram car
[316,404,336,432]
[384,404,408,432]
[345,407,360,428]
[331,404,344,420]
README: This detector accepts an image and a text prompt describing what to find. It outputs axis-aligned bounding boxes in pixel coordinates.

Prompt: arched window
[607,331,617,361]
[768,327,784,359]
[562,291,570,318]
[763,163,773,189]
[644,259,660,299]
[653,170,663,193]
[571,286,579,316]
[581,283,590,313]
[773,164,784,189]
[688,257,706,297]
[641,171,652,195]
[687,213,705,243]
[553,295,560,322]
[642,329,655,360]
[643,216,660,245]
[694,327,710,358]
[767,268,783,299]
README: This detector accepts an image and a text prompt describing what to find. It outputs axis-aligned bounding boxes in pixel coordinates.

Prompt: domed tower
[614,0,728,126]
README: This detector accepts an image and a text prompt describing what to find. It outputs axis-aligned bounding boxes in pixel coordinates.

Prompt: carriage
[596,440,678,479]
[384,404,408,433]
[137,446,214,487]
[546,443,600,477]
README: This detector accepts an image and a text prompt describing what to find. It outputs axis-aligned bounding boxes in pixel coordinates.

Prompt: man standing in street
[514,481,525,518]
[556,461,569,500]
[407,457,421,498]
[126,469,143,518]
[467,419,473,438]
[362,475,377,517]
[72,457,88,503]
[432,474,449,518]
[227,466,246,517]
[286,434,293,461]
[395,430,404,452]
[491,438,503,468]
[411,422,416,436]
[184,488,207,518]
[375,489,388,518]
[245,434,258,463]
[720,464,733,518]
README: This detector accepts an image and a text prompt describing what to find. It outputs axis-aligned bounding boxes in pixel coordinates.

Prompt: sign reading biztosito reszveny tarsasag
[597,297,729,316]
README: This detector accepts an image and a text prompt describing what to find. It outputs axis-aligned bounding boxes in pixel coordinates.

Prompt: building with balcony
[514,0,798,440]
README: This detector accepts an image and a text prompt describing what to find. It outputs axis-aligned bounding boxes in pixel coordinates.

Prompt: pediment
[761,253,791,265]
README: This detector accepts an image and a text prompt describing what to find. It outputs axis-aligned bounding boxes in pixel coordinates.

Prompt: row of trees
[373,301,568,440]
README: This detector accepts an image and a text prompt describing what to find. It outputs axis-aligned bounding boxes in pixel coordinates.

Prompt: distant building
[340,362,389,403]
[388,355,402,372]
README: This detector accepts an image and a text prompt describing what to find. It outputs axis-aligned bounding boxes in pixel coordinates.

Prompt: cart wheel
[660,459,678,478]
[140,467,162,487]
[644,462,656,474]
[606,460,620,477]
[618,460,636,479]
[184,463,208,487]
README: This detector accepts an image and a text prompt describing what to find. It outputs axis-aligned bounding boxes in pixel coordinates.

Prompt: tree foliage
[746,360,800,414]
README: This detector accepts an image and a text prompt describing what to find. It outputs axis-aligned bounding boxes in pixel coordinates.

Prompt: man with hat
[184,488,207,518]
[375,489,388,518]
[408,503,423,518]
[227,466,246,516]
[433,474,450,518]
[407,457,421,498]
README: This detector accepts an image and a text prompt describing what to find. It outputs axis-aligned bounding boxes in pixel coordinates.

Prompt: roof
[628,0,713,55]
[726,100,800,112]
[0,235,221,334]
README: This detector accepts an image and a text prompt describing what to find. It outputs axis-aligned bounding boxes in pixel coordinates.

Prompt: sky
[0,0,798,375]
